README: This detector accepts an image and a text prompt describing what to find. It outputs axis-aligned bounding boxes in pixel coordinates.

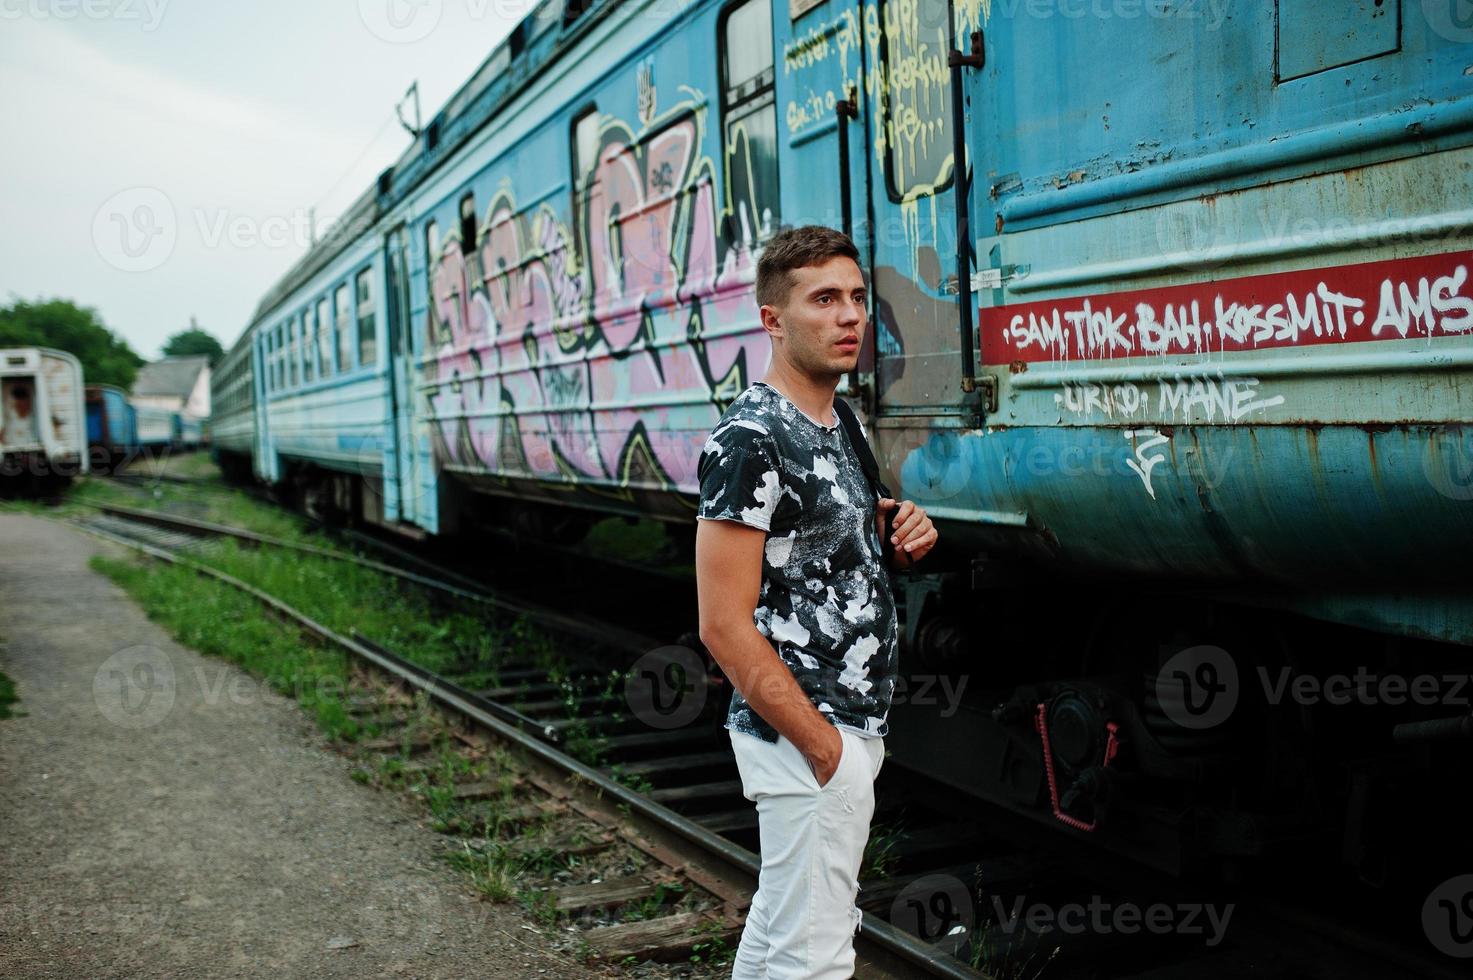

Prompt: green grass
[65,475,315,544]
[91,553,366,740]
[0,669,20,720]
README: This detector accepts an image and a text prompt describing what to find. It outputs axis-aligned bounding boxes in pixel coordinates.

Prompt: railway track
[71,503,980,978]
[68,498,1470,979]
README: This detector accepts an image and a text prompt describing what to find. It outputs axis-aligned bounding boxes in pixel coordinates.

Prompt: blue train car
[229,0,1472,880]
[134,404,176,449]
[84,384,139,470]
[210,331,255,481]
[243,213,394,521]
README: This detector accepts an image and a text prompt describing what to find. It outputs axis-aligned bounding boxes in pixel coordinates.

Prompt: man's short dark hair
[755,225,860,308]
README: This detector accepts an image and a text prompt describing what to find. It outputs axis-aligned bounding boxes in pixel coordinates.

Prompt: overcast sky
[0,1,524,359]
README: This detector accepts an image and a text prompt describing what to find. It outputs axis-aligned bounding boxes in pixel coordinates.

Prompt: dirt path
[0,512,603,979]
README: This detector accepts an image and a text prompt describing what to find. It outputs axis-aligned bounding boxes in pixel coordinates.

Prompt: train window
[357,268,377,367]
[335,284,352,371]
[570,105,599,230]
[882,0,954,202]
[302,307,316,383]
[459,193,477,256]
[424,219,440,346]
[719,0,779,241]
[275,325,285,390]
[288,317,299,387]
[317,297,332,375]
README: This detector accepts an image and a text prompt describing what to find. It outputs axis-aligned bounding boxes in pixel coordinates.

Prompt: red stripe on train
[978,249,1473,366]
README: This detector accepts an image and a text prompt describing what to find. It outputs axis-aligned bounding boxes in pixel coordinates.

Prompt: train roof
[245,0,625,337]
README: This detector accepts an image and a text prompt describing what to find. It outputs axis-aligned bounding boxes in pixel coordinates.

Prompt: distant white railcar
[0,347,88,494]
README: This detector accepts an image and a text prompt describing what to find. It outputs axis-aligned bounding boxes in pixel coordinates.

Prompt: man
[695,225,937,979]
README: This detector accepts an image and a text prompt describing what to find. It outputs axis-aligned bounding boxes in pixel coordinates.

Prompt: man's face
[763,255,867,380]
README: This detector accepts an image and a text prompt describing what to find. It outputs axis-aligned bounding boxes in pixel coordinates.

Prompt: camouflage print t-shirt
[696,382,898,742]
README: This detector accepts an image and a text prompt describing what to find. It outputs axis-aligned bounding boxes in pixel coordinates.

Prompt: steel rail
[91,503,663,657]
[75,516,992,980]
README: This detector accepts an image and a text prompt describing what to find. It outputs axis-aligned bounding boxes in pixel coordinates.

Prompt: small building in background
[131,355,211,448]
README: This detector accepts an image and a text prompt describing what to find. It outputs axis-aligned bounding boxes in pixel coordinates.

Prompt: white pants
[729,727,885,980]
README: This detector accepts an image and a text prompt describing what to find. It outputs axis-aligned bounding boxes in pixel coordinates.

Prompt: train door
[771,0,876,381]
[251,330,276,481]
[383,224,419,525]
[864,0,971,425]
[1,376,40,449]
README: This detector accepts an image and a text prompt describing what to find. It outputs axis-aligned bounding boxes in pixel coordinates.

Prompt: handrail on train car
[949,30,984,407]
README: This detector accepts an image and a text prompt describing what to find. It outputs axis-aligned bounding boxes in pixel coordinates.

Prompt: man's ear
[759,304,783,341]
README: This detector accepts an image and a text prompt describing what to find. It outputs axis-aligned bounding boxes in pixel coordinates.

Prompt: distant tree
[0,298,144,389]
[162,318,225,366]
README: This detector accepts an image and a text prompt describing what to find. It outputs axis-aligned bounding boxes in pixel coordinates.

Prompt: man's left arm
[877,498,937,570]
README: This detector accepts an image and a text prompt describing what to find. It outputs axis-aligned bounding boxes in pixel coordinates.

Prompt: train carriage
[84,383,139,471]
[1,347,88,494]
[211,329,256,481]
[224,0,1473,882]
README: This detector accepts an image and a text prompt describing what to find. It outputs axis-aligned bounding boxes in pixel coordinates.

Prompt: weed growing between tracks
[0,668,20,720]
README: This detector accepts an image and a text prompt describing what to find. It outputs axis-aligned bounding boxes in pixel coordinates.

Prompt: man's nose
[837,297,864,325]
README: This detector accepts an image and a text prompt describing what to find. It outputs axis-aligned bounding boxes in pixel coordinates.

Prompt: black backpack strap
[833,397,891,502]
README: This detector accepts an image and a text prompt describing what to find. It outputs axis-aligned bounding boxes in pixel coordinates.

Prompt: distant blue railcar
[216,0,1473,876]
[84,384,139,470]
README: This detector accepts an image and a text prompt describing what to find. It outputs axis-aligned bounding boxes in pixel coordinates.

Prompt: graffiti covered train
[216,0,1472,879]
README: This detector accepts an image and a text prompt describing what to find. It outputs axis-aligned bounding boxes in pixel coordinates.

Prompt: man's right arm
[695,518,844,785]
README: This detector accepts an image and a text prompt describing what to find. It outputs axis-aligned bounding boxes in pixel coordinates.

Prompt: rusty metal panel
[1276,0,1400,82]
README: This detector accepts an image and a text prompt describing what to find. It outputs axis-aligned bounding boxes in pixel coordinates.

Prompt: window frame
[878,0,957,204]
[289,316,300,388]
[717,0,780,242]
[423,219,440,346]
[356,267,377,368]
[569,102,600,237]
[302,306,316,383]
[317,296,332,376]
[335,284,353,373]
